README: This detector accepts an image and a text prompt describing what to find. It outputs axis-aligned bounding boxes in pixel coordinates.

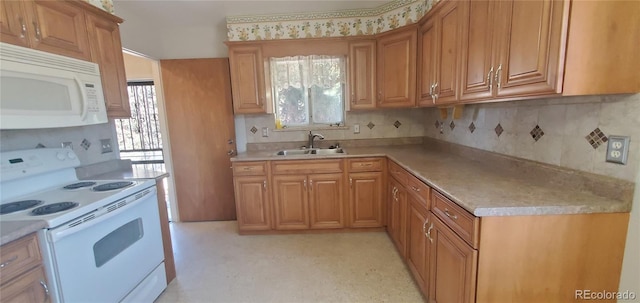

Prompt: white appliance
[0,148,166,303]
[0,42,108,129]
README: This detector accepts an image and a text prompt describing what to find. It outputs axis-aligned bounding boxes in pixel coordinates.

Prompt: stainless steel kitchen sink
[275,148,346,156]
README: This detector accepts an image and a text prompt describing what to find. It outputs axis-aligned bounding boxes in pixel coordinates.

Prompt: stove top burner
[0,200,44,214]
[32,202,79,216]
[92,181,134,192]
[63,182,97,190]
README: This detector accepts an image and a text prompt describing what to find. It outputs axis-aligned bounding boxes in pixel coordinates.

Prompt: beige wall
[123,52,154,81]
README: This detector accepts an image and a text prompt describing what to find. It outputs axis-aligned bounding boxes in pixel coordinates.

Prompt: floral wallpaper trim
[84,0,114,14]
[227,0,437,41]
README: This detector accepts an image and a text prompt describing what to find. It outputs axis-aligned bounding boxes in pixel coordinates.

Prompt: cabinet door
[494,0,567,98]
[349,172,384,228]
[407,197,430,296]
[24,0,91,61]
[86,13,131,118]
[416,17,437,106]
[429,214,477,303]
[433,0,463,104]
[308,173,344,229]
[459,0,496,101]
[272,175,309,230]
[388,177,407,257]
[233,176,271,231]
[0,0,29,47]
[1,266,48,303]
[376,27,417,108]
[348,40,376,110]
[228,45,266,114]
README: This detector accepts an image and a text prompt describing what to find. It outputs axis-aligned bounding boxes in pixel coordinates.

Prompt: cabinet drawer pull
[40,280,49,298]
[410,185,421,192]
[358,163,373,167]
[444,208,458,220]
[0,255,18,268]
[242,167,253,171]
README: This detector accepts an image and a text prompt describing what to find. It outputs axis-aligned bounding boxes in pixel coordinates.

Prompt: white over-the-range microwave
[0,42,108,129]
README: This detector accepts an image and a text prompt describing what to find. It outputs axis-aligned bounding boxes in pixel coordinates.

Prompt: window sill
[273,125,349,132]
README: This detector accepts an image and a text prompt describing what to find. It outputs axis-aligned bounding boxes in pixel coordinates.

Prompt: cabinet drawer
[348,158,385,172]
[388,160,409,184]
[407,174,430,208]
[431,191,479,249]
[233,161,267,176]
[272,159,343,175]
[0,233,42,285]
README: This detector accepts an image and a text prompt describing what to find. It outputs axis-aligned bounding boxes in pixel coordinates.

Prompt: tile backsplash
[424,94,640,182]
[0,121,120,166]
[241,109,426,145]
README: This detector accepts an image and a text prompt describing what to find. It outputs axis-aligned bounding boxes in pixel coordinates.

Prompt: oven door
[41,186,164,303]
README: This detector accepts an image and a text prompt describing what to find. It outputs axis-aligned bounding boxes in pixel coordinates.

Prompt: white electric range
[0,148,166,303]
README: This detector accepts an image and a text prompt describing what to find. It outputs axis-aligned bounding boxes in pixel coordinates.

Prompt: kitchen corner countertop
[232,145,632,217]
[88,165,169,181]
[0,220,47,246]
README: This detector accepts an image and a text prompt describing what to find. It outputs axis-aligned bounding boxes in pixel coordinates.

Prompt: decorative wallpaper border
[85,0,114,13]
[226,0,437,41]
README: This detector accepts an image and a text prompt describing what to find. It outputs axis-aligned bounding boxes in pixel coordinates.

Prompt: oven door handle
[48,187,157,243]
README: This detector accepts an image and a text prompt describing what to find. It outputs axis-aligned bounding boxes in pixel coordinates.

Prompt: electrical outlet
[354,124,360,134]
[606,135,630,164]
[262,127,269,137]
[61,142,73,149]
[100,139,113,154]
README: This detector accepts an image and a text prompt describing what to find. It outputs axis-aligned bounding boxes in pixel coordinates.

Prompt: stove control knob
[56,152,66,161]
[67,152,77,160]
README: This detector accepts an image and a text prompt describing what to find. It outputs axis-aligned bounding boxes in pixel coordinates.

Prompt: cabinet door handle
[495,64,502,89]
[263,180,267,190]
[433,82,439,100]
[19,17,26,38]
[444,208,458,220]
[349,178,353,188]
[33,21,41,41]
[487,66,494,92]
[309,179,313,190]
[422,217,429,234]
[429,83,434,96]
[410,185,421,192]
[303,179,307,190]
[227,149,235,156]
[426,223,434,243]
[40,280,49,298]
[0,255,18,268]
[377,91,382,101]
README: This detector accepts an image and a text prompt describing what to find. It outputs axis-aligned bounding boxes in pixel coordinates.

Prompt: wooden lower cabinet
[406,196,431,296]
[429,214,477,303]
[309,173,344,229]
[272,174,309,230]
[1,266,48,303]
[348,171,384,228]
[388,176,407,257]
[234,175,272,231]
[0,233,49,303]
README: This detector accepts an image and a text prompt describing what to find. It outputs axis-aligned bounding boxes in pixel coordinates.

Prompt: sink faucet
[308,131,325,148]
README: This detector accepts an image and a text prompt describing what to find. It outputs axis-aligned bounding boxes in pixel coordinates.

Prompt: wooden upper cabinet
[348,40,376,110]
[1,0,91,60]
[228,45,267,114]
[86,12,130,118]
[376,26,417,108]
[0,0,29,47]
[417,17,437,106]
[433,0,463,104]
[308,173,344,229]
[493,0,568,98]
[459,0,495,101]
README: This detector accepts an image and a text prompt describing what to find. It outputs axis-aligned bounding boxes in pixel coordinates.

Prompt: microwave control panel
[84,83,100,112]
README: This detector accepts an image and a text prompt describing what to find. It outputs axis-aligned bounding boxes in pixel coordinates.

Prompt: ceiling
[113,0,389,59]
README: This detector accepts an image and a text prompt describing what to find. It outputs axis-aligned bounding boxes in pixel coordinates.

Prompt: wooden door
[228,45,266,114]
[161,58,238,221]
[272,175,309,230]
[388,177,407,257]
[376,27,417,108]
[407,196,430,296]
[416,17,437,106]
[86,13,130,118]
[429,215,477,303]
[459,0,496,101]
[0,0,29,47]
[494,0,568,98]
[233,176,271,231]
[349,172,384,228]
[434,0,462,104]
[308,173,344,229]
[24,0,91,61]
[348,40,376,110]
[0,266,48,303]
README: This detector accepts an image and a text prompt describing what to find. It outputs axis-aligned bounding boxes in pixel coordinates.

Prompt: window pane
[271,57,308,126]
[311,83,343,124]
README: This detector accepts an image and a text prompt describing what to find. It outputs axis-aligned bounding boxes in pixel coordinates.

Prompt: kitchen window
[270,55,345,128]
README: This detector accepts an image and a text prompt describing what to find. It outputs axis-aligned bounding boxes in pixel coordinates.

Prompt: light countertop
[0,220,47,246]
[232,144,632,217]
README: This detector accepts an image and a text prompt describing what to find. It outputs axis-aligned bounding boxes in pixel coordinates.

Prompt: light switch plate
[354,124,360,134]
[606,135,629,164]
[262,127,269,137]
